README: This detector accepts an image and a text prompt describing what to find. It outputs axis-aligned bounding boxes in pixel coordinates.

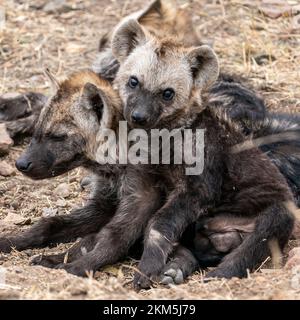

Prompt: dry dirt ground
[0,0,300,300]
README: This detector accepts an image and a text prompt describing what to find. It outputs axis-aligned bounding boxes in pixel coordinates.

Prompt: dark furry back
[249,113,300,206]
[208,73,266,133]
[206,75,300,206]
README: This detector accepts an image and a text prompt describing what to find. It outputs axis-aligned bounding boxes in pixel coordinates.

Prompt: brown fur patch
[59,70,113,97]
[154,37,183,58]
[48,70,121,118]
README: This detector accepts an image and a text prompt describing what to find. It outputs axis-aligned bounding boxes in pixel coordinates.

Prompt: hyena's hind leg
[31,233,97,268]
[205,202,294,280]
[0,92,46,139]
[160,245,199,286]
[0,92,46,122]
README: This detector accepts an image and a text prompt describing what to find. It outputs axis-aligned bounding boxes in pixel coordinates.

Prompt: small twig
[255,256,271,273]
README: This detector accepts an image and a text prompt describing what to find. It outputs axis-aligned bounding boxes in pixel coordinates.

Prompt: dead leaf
[3,212,30,226]
[102,265,121,277]
[259,0,292,19]
[54,183,70,198]
[42,207,58,217]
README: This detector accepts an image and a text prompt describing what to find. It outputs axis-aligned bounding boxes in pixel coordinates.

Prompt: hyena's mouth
[16,153,84,180]
[126,113,160,130]
[49,154,84,178]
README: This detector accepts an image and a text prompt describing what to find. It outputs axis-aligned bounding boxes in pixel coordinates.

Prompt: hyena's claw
[160,275,174,285]
[160,269,184,285]
[204,270,225,282]
[166,268,184,284]
[55,261,90,277]
[133,272,153,291]
[30,255,43,265]
[80,176,93,190]
[204,267,241,281]
[30,254,63,268]
[160,267,184,286]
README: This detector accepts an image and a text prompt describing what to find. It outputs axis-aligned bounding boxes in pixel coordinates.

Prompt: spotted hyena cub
[111,18,295,289]
[0,71,123,254]
[0,70,165,275]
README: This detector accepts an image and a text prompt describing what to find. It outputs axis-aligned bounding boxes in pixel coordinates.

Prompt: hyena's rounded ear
[111,19,147,62]
[137,0,163,24]
[82,83,105,109]
[81,83,105,121]
[82,83,116,129]
[186,45,219,90]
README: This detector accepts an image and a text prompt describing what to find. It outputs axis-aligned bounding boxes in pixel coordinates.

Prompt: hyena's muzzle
[125,90,162,129]
[16,134,85,180]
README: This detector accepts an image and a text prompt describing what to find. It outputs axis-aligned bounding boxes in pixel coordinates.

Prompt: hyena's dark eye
[162,88,175,101]
[47,133,67,142]
[128,76,139,89]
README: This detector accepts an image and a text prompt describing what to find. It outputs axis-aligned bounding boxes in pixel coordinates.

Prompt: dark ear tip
[111,18,146,60]
[83,82,99,98]
[197,45,217,59]
[139,0,162,18]
[84,82,96,90]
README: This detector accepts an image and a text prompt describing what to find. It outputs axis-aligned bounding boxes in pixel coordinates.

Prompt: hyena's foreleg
[53,185,162,277]
[31,233,98,268]
[133,190,201,289]
[205,202,294,279]
[160,245,199,286]
[0,200,116,253]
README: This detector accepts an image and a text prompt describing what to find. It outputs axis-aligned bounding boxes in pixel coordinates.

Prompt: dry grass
[0,0,300,299]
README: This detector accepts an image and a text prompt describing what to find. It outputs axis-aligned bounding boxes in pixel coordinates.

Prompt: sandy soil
[0,0,300,299]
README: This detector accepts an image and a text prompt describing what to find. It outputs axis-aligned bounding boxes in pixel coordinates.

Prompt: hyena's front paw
[31,254,64,269]
[204,267,245,281]
[80,175,93,190]
[133,271,153,290]
[0,238,14,253]
[134,258,166,290]
[56,261,91,277]
[159,262,184,286]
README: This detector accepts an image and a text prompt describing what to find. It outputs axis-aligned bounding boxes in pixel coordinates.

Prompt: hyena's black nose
[15,156,32,172]
[131,111,148,125]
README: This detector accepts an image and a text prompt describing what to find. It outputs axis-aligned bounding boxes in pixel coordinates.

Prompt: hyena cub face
[112,19,219,129]
[16,70,120,179]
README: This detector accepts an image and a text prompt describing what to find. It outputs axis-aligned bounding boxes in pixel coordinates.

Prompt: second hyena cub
[111,19,295,288]
[0,71,122,254]
[0,70,165,276]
